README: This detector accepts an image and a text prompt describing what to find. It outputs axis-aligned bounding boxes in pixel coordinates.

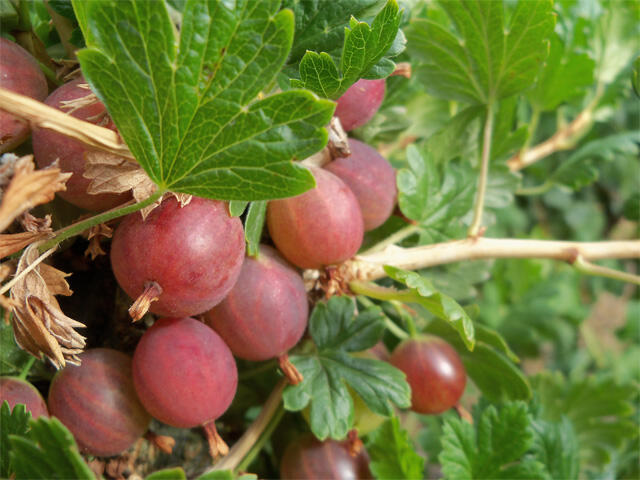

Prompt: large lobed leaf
[72,0,335,201]
[367,416,425,480]
[283,296,410,440]
[1,401,31,478]
[408,0,555,104]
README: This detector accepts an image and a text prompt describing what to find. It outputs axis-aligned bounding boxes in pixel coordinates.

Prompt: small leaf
[283,297,410,440]
[439,402,545,479]
[244,201,267,258]
[408,0,555,104]
[9,416,94,480]
[73,0,334,201]
[531,417,580,480]
[367,416,425,480]
[1,401,31,478]
[292,0,403,99]
[622,193,640,221]
[309,297,385,352]
[384,266,475,350]
[146,468,188,480]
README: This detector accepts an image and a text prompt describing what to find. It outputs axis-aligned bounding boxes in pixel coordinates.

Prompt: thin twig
[0,87,133,159]
[209,379,287,472]
[573,255,640,285]
[339,238,640,282]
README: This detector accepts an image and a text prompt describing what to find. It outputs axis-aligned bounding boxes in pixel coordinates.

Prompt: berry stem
[357,295,410,340]
[236,404,285,472]
[38,191,164,252]
[278,353,304,385]
[18,356,36,380]
[468,103,494,237]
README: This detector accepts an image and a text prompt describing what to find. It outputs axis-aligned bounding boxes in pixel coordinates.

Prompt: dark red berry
[334,79,385,131]
[390,336,466,414]
[325,139,397,231]
[205,245,308,361]
[32,77,131,211]
[0,376,48,419]
[267,167,364,269]
[110,196,245,319]
[132,317,238,456]
[0,39,48,153]
[281,434,373,480]
[47,348,151,457]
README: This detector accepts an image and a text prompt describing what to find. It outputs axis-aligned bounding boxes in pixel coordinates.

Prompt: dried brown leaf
[84,151,160,219]
[0,231,51,259]
[20,213,52,233]
[10,245,85,368]
[0,155,72,232]
[169,192,192,208]
[85,223,113,260]
[328,117,350,158]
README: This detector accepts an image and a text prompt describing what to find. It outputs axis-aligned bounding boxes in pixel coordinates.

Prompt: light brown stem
[0,87,133,159]
[341,238,640,282]
[211,379,287,471]
[507,108,593,172]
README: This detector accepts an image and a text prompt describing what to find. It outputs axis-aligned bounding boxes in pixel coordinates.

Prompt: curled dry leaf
[84,223,113,260]
[327,116,351,158]
[0,231,51,259]
[0,155,71,232]
[9,244,85,368]
[20,213,52,233]
[83,150,161,219]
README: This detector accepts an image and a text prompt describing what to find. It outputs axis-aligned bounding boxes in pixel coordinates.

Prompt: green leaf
[384,266,475,350]
[367,416,425,480]
[439,402,545,479]
[633,56,640,97]
[73,0,334,201]
[491,97,528,162]
[408,0,555,104]
[283,297,410,440]
[397,146,475,239]
[283,0,384,65]
[423,106,482,165]
[425,319,530,402]
[244,200,267,257]
[196,470,257,480]
[622,192,640,221]
[532,372,638,467]
[309,297,385,352]
[146,468,188,480]
[550,131,640,190]
[228,201,248,217]
[528,33,595,111]
[0,322,48,379]
[531,417,580,480]
[9,416,94,480]
[1,401,31,478]
[291,0,402,99]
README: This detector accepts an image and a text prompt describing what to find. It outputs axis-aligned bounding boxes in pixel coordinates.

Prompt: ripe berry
[110,196,245,319]
[47,348,151,457]
[334,79,385,131]
[280,434,373,480]
[205,245,308,383]
[390,336,466,414]
[267,167,364,269]
[132,317,238,457]
[325,139,397,231]
[32,77,130,211]
[0,376,48,419]
[0,38,48,153]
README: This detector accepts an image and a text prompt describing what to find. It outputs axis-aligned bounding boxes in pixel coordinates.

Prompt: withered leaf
[0,231,51,259]
[84,223,113,260]
[9,244,85,368]
[84,151,160,218]
[0,155,71,232]
[20,213,52,233]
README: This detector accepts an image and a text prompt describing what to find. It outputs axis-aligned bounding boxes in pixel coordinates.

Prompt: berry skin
[205,245,308,362]
[32,77,131,211]
[0,376,48,419]
[110,196,245,318]
[47,349,151,457]
[325,139,397,231]
[132,317,238,457]
[334,79,385,131]
[280,434,373,480]
[0,38,48,153]
[267,167,364,269]
[390,336,466,414]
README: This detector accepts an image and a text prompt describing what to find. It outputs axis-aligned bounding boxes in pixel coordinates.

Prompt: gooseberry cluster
[0,42,468,475]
